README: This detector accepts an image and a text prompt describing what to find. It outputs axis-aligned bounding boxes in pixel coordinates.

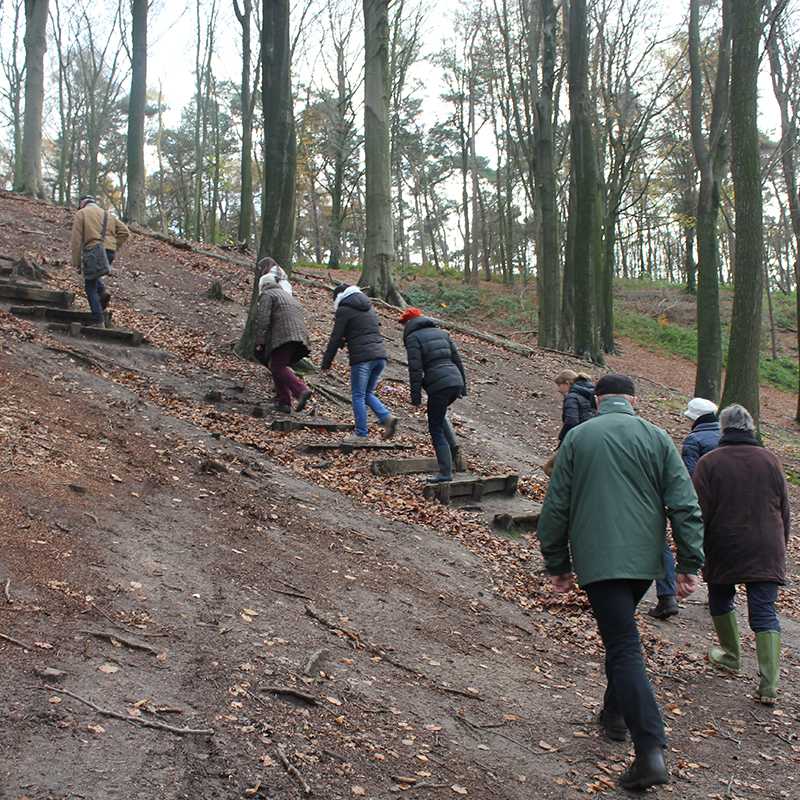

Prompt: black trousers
[584,579,666,753]
[427,387,459,476]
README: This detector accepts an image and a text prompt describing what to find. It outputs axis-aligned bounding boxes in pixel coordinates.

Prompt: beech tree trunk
[17,0,49,197]
[720,0,763,425]
[689,0,730,402]
[360,0,402,305]
[535,0,560,349]
[126,0,148,223]
[237,0,296,358]
[234,0,254,246]
[565,0,601,360]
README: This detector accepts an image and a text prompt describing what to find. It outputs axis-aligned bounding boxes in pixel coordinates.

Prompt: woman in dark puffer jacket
[401,308,467,483]
[543,370,596,476]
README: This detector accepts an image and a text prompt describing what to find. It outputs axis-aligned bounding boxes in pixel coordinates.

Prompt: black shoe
[295,389,312,412]
[619,749,668,791]
[426,474,452,484]
[598,709,627,742]
[273,403,291,414]
[100,291,111,309]
[647,596,679,620]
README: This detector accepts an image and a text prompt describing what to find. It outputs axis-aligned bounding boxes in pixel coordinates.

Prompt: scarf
[719,429,761,447]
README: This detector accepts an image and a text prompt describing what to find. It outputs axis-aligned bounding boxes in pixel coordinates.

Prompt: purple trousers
[269,342,308,406]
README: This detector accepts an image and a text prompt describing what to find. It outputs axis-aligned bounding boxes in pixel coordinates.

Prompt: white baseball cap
[684,397,718,420]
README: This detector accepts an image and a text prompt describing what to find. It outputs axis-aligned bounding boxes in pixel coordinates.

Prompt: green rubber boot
[755,630,780,705]
[709,612,741,673]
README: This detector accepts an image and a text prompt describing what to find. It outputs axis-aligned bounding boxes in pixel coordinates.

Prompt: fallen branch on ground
[260,685,319,706]
[3,578,11,604]
[277,742,313,795]
[43,685,213,736]
[81,629,161,655]
[0,631,30,649]
[269,586,312,601]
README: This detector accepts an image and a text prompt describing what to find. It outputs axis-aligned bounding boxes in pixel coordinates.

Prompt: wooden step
[493,510,541,532]
[0,282,74,307]
[11,305,111,326]
[271,419,353,433]
[47,322,143,346]
[298,441,414,455]
[371,454,467,476]
[423,474,519,505]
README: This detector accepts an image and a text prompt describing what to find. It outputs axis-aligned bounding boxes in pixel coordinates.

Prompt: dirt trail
[1,194,799,799]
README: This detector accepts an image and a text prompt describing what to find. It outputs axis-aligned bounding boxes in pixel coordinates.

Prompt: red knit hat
[399,307,423,324]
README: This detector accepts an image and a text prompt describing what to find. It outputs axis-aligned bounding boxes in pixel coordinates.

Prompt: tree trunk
[690,0,729,402]
[535,0,560,349]
[720,0,763,424]
[237,0,296,358]
[17,0,49,197]
[126,0,148,223]
[360,0,402,305]
[235,0,254,246]
[565,0,600,360]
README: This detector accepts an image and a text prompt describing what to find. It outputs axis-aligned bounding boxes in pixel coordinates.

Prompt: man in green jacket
[537,373,704,791]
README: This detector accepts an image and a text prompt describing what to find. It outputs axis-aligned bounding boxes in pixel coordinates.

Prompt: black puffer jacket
[403,316,467,405]
[558,379,596,443]
[321,290,388,368]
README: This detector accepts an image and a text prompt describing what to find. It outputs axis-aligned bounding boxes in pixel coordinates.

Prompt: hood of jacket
[334,286,370,312]
[403,315,437,340]
[569,379,595,402]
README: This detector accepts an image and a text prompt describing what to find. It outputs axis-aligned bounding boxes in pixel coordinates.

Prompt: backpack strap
[100,210,109,244]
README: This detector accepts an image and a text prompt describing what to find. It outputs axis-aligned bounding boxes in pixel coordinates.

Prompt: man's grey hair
[719,403,755,432]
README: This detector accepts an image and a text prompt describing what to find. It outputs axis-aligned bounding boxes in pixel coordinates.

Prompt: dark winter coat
[681,414,721,476]
[403,316,467,406]
[254,286,311,362]
[557,379,596,443]
[321,290,388,368]
[538,397,705,586]
[692,429,791,585]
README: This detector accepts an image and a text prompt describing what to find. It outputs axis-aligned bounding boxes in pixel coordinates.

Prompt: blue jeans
[350,358,390,436]
[84,277,107,323]
[83,249,113,324]
[708,581,780,632]
[655,544,676,597]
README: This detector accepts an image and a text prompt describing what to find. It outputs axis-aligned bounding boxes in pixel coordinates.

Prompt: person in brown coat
[253,273,312,414]
[692,404,791,705]
[70,195,130,326]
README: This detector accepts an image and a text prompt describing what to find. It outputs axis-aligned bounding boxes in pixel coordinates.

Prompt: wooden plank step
[0,282,74,307]
[298,441,414,454]
[371,454,467,476]
[271,419,353,433]
[493,511,541,532]
[11,305,112,325]
[47,322,143,346]
[423,474,519,505]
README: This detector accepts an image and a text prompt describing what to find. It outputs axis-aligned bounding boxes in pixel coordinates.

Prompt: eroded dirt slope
[1,192,799,800]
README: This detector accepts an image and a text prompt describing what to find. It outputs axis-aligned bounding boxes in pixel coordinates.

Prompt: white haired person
[692,404,790,705]
[648,397,720,620]
[253,273,312,414]
[258,256,293,295]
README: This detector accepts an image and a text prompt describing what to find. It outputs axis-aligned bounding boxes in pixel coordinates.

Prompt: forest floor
[1,192,799,800]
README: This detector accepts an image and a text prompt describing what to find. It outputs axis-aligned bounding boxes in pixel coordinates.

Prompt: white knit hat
[683,397,718,420]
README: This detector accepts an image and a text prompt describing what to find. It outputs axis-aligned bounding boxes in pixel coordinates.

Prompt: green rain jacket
[537,396,705,587]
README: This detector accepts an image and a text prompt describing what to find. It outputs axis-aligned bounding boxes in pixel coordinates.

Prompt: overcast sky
[140,0,782,142]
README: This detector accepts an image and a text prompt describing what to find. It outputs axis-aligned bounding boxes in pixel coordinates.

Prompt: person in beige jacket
[70,195,130,325]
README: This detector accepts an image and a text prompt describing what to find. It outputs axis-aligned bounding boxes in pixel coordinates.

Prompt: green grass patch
[403,284,481,317]
[616,309,798,394]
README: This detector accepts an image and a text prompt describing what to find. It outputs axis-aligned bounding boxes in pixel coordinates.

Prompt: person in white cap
[648,397,720,620]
